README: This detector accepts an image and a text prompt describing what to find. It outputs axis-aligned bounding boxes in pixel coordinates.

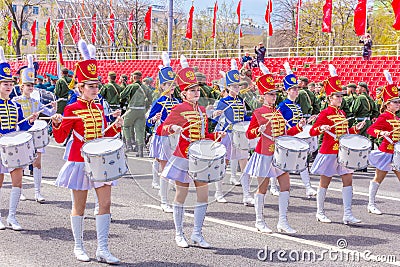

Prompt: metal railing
[6,44,400,63]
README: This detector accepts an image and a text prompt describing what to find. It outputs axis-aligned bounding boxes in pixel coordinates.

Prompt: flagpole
[266,22,269,58]
[296,5,300,56]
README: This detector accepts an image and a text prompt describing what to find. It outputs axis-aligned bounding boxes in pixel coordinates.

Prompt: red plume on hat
[323,64,343,97]
[176,55,198,91]
[256,62,275,95]
[382,70,399,103]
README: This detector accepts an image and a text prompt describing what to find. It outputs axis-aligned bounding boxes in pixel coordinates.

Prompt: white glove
[171,125,183,134]
[258,124,267,133]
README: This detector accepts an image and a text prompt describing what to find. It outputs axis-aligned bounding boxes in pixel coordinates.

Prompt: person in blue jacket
[0,47,38,231]
[146,53,180,213]
[212,60,253,205]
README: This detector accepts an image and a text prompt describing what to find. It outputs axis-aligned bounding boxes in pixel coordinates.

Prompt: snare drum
[0,131,35,168]
[295,124,318,153]
[393,142,400,171]
[81,138,128,182]
[232,121,259,150]
[338,134,371,170]
[28,120,50,149]
[272,136,309,173]
[188,140,226,183]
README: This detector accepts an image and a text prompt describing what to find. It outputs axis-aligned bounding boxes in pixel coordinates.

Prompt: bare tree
[4,0,47,59]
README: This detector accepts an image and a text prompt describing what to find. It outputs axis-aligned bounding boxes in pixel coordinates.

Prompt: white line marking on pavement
[144,204,400,266]
[46,144,400,202]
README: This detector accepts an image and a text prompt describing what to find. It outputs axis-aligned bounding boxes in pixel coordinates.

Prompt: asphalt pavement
[0,139,399,266]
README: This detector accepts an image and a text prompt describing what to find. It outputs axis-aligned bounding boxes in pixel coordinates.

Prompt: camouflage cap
[298,76,309,83]
[132,70,142,77]
[346,83,357,89]
[358,82,368,90]
[195,72,206,79]
[108,71,117,77]
[308,82,315,87]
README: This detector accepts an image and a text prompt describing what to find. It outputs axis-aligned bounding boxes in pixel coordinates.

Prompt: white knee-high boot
[191,202,210,248]
[316,187,331,223]
[342,186,361,225]
[241,173,254,206]
[300,169,317,197]
[33,167,45,203]
[367,181,382,215]
[152,160,160,189]
[0,188,4,230]
[269,177,279,196]
[173,203,188,248]
[7,187,22,231]
[160,177,173,212]
[96,214,120,264]
[230,160,240,185]
[254,193,272,233]
[214,180,227,203]
[71,215,90,262]
[277,191,296,234]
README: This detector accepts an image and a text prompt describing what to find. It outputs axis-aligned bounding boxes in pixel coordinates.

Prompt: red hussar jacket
[246,105,302,156]
[367,110,400,154]
[160,100,218,158]
[53,98,121,162]
[310,105,358,154]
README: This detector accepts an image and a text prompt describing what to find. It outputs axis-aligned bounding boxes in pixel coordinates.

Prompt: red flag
[108,12,115,43]
[69,24,79,44]
[237,0,242,37]
[295,0,302,34]
[322,0,333,33]
[92,13,97,44]
[211,1,218,38]
[185,5,194,39]
[45,18,51,45]
[354,0,367,36]
[31,20,37,47]
[393,0,400,30]
[144,7,152,41]
[57,20,64,44]
[265,0,273,36]
[268,21,273,36]
[265,0,272,23]
[128,11,134,44]
[7,21,12,46]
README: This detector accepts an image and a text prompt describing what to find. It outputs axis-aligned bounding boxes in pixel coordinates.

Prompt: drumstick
[258,107,281,132]
[40,116,81,120]
[101,108,132,134]
[328,117,354,129]
[211,127,230,148]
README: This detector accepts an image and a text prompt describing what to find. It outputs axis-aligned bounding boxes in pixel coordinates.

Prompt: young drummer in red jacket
[309,65,365,225]
[243,72,306,234]
[366,70,400,215]
[52,40,123,264]
[160,56,225,248]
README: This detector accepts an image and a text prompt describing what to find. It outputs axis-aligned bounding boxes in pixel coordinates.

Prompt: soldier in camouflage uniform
[120,70,153,157]
[296,77,320,117]
[99,71,123,111]
[54,67,72,114]
[350,82,379,169]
